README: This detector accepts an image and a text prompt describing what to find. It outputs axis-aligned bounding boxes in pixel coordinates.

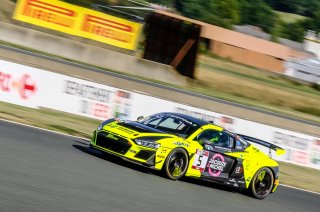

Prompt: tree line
[150,0,320,43]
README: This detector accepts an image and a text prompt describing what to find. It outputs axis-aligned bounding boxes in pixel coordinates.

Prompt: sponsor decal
[292,150,309,165]
[117,126,135,134]
[112,90,132,120]
[157,155,165,159]
[235,140,243,150]
[235,166,242,174]
[17,74,37,100]
[21,0,76,28]
[273,131,309,151]
[82,14,133,43]
[106,133,118,140]
[227,180,239,187]
[192,149,209,172]
[62,80,132,120]
[129,149,137,154]
[310,140,320,165]
[64,80,112,103]
[246,177,252,183]
[0,72,11,92]
[109,124,117,129]
[207,153,226,177]
[80,100,111,119]
[229,179,236,183]
[204,144,213,151]
[0,72,37,100]
[173,141,189,147]
[252,146,260,153]
[160,148,168,154]
[14,0,142,50]
[214,146,231,152]
[64,80,114,119]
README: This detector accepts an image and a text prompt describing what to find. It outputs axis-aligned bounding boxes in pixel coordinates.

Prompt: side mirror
[137,116,145,122]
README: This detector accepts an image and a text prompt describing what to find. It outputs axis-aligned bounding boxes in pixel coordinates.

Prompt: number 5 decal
[197,155,203,166]
[192,149,209,172]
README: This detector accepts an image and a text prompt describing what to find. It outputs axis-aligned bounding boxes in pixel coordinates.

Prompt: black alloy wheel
[250,167,274,199]
[163,148,189,180]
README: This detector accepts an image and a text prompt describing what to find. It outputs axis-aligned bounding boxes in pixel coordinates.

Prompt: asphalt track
[0,120,319,212]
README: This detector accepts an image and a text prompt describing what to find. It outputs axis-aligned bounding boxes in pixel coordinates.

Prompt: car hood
[103,121,176,139]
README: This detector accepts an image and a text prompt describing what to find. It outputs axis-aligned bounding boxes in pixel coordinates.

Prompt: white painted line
[279,184,320,195]
[130,89,150,96]
[0,118,90,142]
[0,118,319,195]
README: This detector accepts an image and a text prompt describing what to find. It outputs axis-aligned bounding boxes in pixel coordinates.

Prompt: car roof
[158,112,210,127]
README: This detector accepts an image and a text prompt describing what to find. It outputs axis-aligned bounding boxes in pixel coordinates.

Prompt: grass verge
[197,55,320,123]
[0,101,319,193]
[279,162,320,193]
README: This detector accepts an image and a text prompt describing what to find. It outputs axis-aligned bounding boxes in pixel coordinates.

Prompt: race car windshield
[138,114,200,138]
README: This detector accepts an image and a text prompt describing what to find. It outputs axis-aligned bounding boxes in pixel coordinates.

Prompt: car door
[190,129,245,183]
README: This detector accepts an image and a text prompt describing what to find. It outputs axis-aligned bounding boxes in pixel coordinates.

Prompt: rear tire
[163,148,189,180]
[250,167,274,199]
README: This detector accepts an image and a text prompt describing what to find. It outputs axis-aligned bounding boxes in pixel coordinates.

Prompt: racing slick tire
[163,148,189,180]
[250,167,274,199]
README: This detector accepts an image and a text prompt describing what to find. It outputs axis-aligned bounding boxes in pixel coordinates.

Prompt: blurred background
[0,0,319,193]
[2,0,320,119]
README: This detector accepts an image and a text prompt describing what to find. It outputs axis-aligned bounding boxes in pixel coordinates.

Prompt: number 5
[197,155,203,166]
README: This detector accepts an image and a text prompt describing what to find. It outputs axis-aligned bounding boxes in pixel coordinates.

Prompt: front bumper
[91,130,157,167]
[271,166,280,193]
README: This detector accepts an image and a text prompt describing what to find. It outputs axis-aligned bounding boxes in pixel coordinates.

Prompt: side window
[197,130,219,143]
[196,130,235,148]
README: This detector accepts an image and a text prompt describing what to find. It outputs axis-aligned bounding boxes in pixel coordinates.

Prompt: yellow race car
[90,112,285,199]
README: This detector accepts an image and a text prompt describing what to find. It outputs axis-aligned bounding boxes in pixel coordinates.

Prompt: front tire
[163,148,189,180]
[250,167,274,199]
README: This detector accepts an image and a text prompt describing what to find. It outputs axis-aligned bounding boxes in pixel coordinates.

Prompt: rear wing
[238,134,286,156]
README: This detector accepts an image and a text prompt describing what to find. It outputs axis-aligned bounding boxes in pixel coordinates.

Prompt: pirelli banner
[13,0,142,50]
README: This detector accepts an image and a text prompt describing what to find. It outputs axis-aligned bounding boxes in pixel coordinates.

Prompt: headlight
[134,136,166,149]
[135,139,160,149]
[97,119,115,131]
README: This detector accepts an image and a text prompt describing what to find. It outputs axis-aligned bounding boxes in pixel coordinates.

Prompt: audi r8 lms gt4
[90,112,285,199]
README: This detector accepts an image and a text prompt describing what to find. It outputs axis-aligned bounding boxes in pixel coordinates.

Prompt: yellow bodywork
[91,121,280,190]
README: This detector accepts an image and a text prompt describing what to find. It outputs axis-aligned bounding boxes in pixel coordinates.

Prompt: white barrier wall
[1,59,320,169]
[305,40,320,59]
[0,60,41,108]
